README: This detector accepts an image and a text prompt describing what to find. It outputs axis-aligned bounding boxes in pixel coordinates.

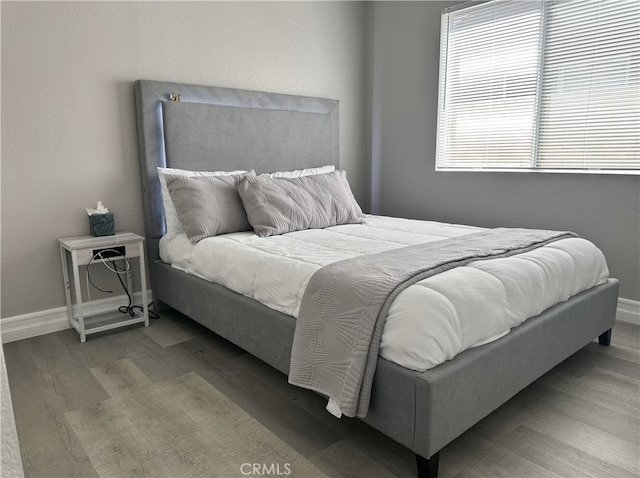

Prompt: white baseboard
[617,298,640,326]
[0,291,153,343]
[1,292,637,343]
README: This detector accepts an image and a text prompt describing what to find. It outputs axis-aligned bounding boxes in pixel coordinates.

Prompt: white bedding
[160,215,609,371]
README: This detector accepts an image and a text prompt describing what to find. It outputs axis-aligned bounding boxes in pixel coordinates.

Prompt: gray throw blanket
[288,227,576,418]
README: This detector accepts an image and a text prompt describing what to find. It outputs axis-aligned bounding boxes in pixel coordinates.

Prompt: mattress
[159,215,609,371]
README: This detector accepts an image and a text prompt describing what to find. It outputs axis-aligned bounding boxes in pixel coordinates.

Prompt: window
[436,0,640,173]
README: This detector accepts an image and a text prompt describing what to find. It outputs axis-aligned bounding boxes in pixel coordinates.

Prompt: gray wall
[1,1,366,319]
[368,1,640,301]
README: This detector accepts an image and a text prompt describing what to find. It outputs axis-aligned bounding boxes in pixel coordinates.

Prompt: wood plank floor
[3,312,639,478]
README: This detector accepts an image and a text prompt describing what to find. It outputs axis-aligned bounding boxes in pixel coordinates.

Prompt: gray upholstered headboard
[133,80,339,261]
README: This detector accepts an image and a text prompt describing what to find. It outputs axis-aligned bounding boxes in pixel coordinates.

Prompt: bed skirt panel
[153,260,296,374]
[360,358,420,449]
[413,278,619,459]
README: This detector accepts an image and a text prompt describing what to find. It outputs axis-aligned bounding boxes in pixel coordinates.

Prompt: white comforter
[160,215,609,371]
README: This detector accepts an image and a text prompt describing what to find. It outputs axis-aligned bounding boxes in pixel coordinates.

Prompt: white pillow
[265,164,335,178]
[157,167,249,235]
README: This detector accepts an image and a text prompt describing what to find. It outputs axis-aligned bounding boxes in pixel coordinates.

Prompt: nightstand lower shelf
[69,310,147,336]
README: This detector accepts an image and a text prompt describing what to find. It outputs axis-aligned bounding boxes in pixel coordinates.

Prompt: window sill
[435,167,640,176]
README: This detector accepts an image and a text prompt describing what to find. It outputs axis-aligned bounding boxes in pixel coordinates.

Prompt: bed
[134,79,619,478]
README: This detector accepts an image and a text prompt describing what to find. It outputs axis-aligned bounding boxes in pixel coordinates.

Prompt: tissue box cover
[89,213,115,236]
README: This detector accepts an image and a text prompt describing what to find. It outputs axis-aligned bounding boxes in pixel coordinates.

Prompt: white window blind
[437,0,640,173]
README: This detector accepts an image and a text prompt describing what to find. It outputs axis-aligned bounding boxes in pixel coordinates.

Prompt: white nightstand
[58,232,149,342]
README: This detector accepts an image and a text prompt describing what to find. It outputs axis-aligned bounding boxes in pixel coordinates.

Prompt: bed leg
[598,328,612,346]
[416,452,439,478]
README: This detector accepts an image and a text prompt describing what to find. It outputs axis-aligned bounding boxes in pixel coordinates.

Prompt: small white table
[58,232,149,342]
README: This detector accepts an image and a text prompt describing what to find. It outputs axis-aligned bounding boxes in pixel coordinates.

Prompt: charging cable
[86,249,159,321]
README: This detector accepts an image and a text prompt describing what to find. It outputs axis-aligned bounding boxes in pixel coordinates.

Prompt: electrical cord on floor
[86,249,159,320]
[111,259,159,319]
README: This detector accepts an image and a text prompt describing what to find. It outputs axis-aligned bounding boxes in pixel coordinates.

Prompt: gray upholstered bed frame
[134,79,619,478]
